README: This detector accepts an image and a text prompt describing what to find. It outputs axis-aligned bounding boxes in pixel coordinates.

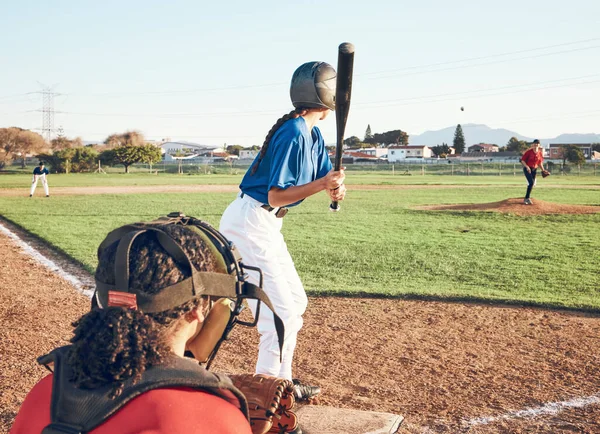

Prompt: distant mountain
[548,133,600,144]
[409,124,600,147]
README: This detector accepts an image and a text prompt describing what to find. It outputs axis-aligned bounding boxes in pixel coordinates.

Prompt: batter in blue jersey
[220,61,346,402]
[240,117,332,207]
[30,161,50,197]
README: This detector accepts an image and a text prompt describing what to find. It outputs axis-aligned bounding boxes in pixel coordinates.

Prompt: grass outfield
[1,171,600,188]
[1,186,598,309]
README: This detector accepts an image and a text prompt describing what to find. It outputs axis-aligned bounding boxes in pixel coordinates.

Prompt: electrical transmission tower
[37,84,59,143]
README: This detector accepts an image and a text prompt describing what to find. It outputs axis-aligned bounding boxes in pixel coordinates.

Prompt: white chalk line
[0,222,95,299]
[464,392,600,427]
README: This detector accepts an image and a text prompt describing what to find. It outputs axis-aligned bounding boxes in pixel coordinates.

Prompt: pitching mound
[418,198,600,216]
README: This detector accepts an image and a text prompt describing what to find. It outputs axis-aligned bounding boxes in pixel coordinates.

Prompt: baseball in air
[460,106,464,111]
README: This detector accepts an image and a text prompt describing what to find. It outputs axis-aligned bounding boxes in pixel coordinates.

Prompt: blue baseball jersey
[240,117,332,207]
[33,167,49,175]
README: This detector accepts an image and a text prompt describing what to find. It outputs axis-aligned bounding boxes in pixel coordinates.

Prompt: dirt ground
[1,229,600,433]
[1,183,599,197]
[214,301,600,433]
[418,198,600,216]
[0,231,89,432]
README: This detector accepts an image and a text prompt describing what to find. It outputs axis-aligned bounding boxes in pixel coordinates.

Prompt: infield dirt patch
[0,184,472,197]
[418,197,600,216]
[1,230,599,433]
[6,183,599,197]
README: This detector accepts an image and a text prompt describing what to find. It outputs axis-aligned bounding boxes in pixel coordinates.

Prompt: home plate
[297,405,404,434]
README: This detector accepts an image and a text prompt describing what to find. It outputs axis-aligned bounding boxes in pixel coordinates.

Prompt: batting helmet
[290,61,336,111]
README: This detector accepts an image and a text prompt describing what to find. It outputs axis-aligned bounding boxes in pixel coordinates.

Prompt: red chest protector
[38,346,248,434]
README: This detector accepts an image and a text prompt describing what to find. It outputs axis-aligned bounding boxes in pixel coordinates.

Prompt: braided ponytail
[250,107,308,175]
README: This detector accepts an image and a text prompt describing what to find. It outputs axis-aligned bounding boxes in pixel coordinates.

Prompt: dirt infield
[3,183,599,197]
[0,184,240,196]
[0,184,464,197]
[1,230,600,433]
[0,232,89,431]
[418,198,600,216]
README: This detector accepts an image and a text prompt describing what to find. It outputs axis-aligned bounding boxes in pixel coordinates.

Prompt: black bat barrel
[331,42,355,211]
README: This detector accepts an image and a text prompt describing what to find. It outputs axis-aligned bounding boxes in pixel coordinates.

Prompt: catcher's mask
[92,212,284,368]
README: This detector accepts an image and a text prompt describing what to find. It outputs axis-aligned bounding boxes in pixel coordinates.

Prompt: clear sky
[1,0,599,146]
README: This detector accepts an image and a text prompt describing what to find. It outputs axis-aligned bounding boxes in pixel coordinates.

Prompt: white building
[457,151,520,162]
[387,145,432,162]
[239,149,259,160]
[159,141,221,157]
[163,153,200,161]
[359,147,389,158]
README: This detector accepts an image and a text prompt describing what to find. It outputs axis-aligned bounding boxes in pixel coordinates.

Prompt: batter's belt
[240,193,288,218]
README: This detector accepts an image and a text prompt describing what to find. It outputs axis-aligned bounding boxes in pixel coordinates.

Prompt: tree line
[342,124,409,149]
[1,124,596,172]
[0,128,161,173]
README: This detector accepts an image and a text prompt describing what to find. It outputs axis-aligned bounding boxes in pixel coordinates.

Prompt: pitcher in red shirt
[10,214,289,434]
[519,139,546,205]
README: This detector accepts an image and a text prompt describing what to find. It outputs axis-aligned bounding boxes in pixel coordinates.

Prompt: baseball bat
[330,42,355,212]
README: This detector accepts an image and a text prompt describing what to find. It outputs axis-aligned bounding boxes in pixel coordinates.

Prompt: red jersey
[10,374,252,434]
[521,148,544,169]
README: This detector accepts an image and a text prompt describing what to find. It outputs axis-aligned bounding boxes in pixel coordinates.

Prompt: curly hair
[250,107,309,175]
[68,224,217,398]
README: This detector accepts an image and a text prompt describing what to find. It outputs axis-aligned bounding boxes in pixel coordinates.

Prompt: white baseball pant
[30,174,49,196]
[219,193,307,380]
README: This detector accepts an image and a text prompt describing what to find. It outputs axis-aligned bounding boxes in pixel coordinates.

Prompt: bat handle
[329,202,340,212]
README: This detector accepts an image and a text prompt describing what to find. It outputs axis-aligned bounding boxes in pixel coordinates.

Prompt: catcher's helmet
[290,61,336,111]
[93,212,284,368]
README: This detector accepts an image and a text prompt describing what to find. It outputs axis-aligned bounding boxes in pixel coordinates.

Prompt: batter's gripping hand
[541,170,550,178]
[229,374,298,434]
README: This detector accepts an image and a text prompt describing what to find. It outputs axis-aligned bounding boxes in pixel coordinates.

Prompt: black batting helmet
[290,61,336,111]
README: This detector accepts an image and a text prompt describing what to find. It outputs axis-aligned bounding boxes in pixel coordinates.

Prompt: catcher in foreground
[519,139,549,205]
[11,213,301,434]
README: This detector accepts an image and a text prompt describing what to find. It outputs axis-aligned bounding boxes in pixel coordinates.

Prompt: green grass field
[1,179,598,310]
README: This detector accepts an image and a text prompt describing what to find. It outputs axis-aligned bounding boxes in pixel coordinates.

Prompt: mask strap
[113,227,200,297]
[146,228,199,295]
[241,282,285,362]
[114,229,148,293]
[97,224,146,256]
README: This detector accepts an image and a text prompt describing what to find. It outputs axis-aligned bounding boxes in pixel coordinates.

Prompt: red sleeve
[10,375,53,434]
[10,376,252,434]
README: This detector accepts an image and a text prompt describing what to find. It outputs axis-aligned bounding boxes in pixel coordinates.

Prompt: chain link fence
[13,158,595,176]
[121,160,599,176]
[364,161,598,176]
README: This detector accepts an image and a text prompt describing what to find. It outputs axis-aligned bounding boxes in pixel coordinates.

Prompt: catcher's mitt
[229,374,298,434]
[541,170,550,178]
